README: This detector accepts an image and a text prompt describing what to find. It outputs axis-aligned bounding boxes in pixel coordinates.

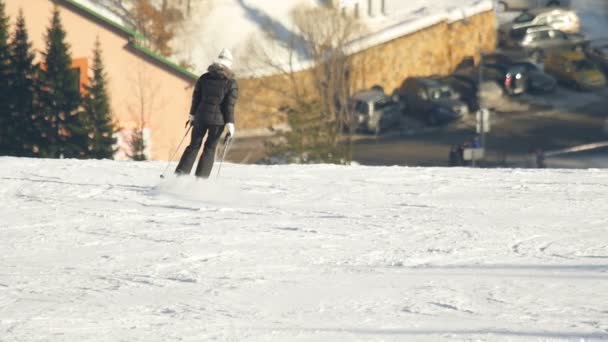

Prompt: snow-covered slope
[1,157,608,341]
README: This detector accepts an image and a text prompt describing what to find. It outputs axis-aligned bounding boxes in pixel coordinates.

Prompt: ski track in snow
[1,157,608,341]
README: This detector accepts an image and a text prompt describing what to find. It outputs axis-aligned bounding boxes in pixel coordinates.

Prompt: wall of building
[236,9,496,133]
[351,9,497,92]
[6,0,195,160]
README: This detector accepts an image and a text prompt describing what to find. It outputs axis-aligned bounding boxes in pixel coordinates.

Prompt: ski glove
[226,123,235,137]
[185,115,195,128]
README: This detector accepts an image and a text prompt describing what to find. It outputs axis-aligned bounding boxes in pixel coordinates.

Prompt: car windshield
[514,12,535,23]
[573,60,597,71]
[429,86,454,100]
[510,28,527,40]
[513,62,538,71]
[374,96,396,110]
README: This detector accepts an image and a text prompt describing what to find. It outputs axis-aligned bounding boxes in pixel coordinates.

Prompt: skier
[175,48,238,178]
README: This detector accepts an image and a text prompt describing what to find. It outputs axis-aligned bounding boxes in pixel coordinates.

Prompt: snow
[174,0,494,77]
[66,0,494,77]
[2,157,608,341]
[70,0,128,28]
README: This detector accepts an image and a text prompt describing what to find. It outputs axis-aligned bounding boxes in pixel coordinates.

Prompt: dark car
[444,74,480,112]
[395,77,468,126]
[510,61,557,92]
[585,40,608,76]
[480,63,529,96]
[480,53,556,93]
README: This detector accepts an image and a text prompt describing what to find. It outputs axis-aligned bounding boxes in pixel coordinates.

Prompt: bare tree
[245,3,365,164]
[122,62,166,160]
[87,0,186,56]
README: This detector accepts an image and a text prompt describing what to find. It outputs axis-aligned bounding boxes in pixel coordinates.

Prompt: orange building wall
[6,0,196,160]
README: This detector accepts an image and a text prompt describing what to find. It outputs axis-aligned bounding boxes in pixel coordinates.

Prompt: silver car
[499,7,580,33]
[348,89,402,134]
[496,0,571,12]
[501,25,585,61]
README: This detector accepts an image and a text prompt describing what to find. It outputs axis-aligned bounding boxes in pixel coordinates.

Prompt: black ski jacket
[189,64,238,126]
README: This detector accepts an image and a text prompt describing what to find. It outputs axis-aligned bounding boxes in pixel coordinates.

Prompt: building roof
[173,0,494,78]
[58,0,198,82]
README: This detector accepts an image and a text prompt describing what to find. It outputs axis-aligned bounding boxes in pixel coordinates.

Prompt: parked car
[395,77,467,126]
[496,0,570,12]
[509,61,557,92]
[475,53,555,93]
[499,8,580,34]
[444,74,480,112]
[544,50,607,90]
[500,25,585,61]
[585,40,608,75]
[480,63,529,95]
[445,73,507,111]
[348,89,402,134]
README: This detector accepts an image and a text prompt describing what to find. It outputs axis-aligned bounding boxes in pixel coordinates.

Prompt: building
[6,0,498,160]
[6,0,198,160]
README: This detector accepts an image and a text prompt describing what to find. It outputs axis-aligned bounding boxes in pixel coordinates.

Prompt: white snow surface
[2,157,608,341]
[174,0,493,77]
[70,0,128,28]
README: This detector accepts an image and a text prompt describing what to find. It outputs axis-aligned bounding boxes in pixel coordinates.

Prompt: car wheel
[428,115,438,126]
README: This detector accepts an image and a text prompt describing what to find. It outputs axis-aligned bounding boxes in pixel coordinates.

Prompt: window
[69,67,81,93]
[71,57,89,94]
[535,15,548,25]
[511,28,526,40]
[514,12,535,23]
[548,30,566,40]
[529,31,550,41]
[374,96,394,110]
[355,101,370,114]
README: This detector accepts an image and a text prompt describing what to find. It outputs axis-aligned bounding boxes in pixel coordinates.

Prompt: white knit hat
[215,48,233,69]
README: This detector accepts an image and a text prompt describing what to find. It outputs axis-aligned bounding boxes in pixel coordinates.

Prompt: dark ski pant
[175,123,224,178]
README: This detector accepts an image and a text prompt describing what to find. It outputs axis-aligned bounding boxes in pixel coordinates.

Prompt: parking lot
[229,1,608,167]
[350,0,608,167]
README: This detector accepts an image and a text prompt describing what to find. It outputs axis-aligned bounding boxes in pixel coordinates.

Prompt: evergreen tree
[0,0,12,154]
[39,7,86,158]
[81,38,116,159]
[265,100,350,164]
[128,129,147,161]
[8,10,39,157]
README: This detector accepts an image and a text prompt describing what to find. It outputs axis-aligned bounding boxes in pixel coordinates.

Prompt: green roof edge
[59,0,198,81]
[130,42,199,80]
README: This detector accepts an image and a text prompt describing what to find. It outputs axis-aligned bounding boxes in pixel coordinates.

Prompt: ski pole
[216,133,233,178]
[160,125,192,179]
